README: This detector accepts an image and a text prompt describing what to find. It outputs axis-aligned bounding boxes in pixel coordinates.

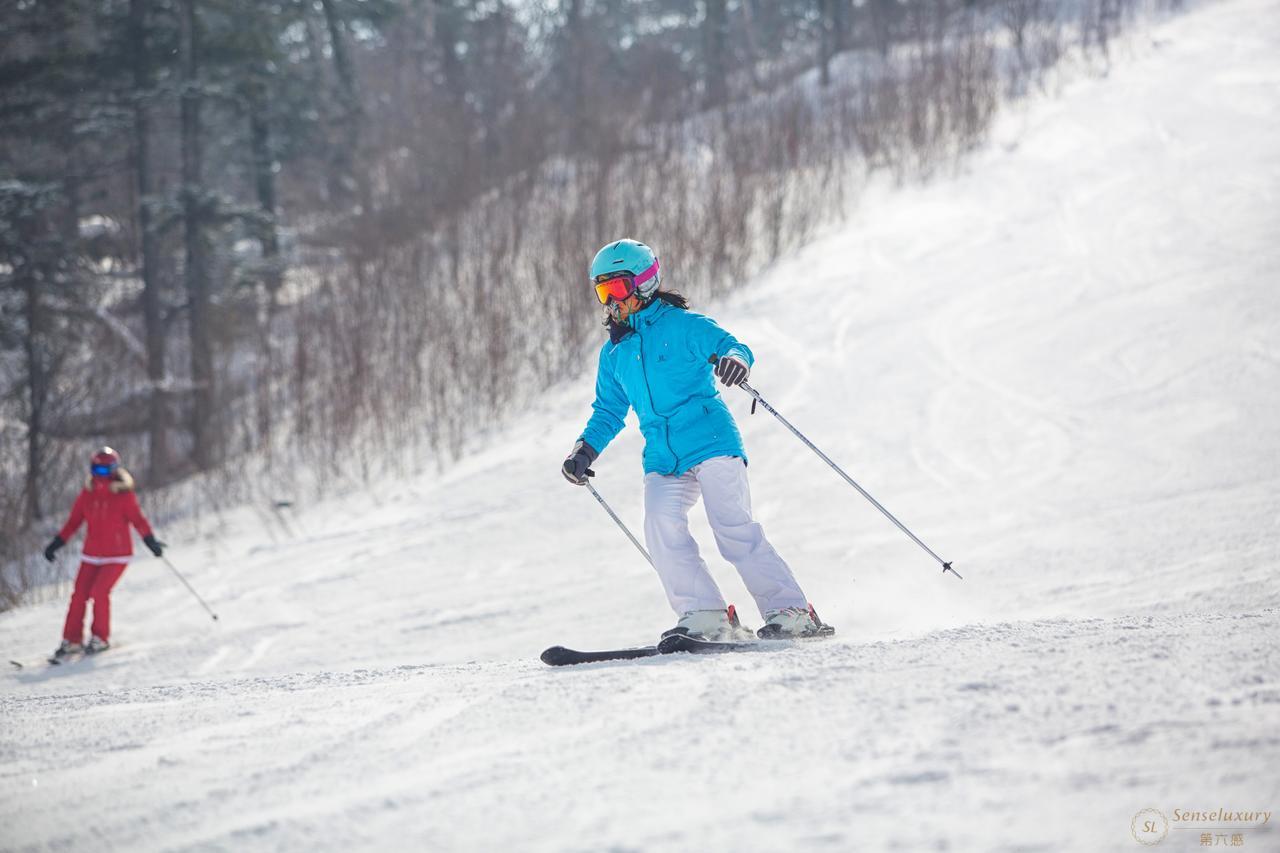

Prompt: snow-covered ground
[4,0,1279,850]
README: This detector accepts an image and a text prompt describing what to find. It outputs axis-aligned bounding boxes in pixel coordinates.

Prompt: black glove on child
[143,534,165,557]
[714,355,750,387]
[43,536,64,563]
[561,440,598,486]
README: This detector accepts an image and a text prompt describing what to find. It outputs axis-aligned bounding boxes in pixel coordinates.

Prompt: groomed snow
[3,0,1278,849]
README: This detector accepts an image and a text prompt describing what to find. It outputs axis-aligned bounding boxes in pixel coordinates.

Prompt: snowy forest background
[0,0,1176,606]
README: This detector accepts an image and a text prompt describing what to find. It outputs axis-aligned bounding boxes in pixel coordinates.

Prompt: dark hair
[652,289,689,310]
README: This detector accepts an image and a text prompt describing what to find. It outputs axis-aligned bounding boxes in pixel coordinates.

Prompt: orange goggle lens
[594,275,635,305]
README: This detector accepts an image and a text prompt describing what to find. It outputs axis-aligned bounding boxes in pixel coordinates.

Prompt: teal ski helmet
[589,239,661,300]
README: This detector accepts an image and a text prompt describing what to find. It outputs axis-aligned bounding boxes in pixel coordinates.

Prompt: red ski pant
[62,562,128,643]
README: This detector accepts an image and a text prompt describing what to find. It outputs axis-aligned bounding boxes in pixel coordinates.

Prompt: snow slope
[4,1,1279,850]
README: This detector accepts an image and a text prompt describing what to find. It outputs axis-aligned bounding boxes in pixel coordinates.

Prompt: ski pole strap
[738,381,962,580]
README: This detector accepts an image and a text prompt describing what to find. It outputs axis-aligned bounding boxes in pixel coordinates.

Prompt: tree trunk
[130,0,169,482]
[248,57,282,457]
[833,0,849,54]
[246,61,282,295]
[565,0,584,128]
[871,0,893,57]
[704,0,729,108]
[180,0,214,471]
[434,0,472,213]
[737,0,763,91]
[818,0,833,88]
[434,0,467,107]
[22,269,44,523]
[319,0,369,212]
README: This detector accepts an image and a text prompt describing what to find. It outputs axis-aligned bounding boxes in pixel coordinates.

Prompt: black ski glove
[561,440,598,486]
[43,535,64,563]
[143,534,165,557]
[714,355,750,387]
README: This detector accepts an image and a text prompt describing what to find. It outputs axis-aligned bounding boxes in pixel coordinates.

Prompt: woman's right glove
[561,440,598,486]
[43,536,64,563]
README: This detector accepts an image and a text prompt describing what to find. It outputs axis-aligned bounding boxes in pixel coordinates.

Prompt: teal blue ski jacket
[580,298,753,476]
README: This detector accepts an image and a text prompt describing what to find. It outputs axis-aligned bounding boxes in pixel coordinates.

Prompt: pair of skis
[541,623,835,666]
[9,656,78,669]
[8,646,112,669]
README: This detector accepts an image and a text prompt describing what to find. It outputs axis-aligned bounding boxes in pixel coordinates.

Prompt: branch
[45,302,147,369]
[41,380,205,440]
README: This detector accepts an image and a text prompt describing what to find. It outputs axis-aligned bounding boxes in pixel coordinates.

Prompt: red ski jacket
[57,469,154,561]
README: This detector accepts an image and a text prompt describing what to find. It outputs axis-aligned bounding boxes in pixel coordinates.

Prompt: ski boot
[51,640,83,661]
[662,604,754,642]
[757,604,834,639]
[85,636,110,655]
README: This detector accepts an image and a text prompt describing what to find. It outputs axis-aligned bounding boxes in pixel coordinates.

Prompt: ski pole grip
[709,354,760,409]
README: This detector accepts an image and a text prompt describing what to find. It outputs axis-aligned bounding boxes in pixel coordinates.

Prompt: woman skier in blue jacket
[562,239,827,640]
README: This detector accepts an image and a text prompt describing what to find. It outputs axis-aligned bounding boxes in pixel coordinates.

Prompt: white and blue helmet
[589,239,661,299]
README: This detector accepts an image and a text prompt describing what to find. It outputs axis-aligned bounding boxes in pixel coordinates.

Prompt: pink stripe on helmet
[634,259,659,286]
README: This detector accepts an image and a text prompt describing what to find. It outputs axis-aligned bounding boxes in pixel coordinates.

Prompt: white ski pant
[643,455,807,617]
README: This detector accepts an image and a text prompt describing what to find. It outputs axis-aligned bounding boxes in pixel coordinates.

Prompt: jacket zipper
[634,317,679,474]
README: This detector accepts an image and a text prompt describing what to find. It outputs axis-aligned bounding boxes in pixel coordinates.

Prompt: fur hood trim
[85,467,136,493]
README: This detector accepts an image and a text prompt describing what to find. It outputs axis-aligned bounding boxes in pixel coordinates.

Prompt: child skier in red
[43,447,163,659]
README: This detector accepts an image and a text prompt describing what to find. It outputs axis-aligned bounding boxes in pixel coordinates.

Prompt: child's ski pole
[159,554,221,620]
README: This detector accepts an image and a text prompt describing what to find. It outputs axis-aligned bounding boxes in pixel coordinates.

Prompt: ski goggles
[90,463,117,477]
[592,259,659,305]
[593,274,637,305]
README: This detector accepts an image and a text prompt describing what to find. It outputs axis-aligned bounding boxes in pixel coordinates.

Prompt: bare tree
[128,0,171,481]
[819,0,834,88]
[179,0,216,471]
[319,0,370,212]
[704,0,729,107]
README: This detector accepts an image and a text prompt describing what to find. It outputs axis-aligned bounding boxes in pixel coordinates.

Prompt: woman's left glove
[714,355,750,387]
[143,534,165,557]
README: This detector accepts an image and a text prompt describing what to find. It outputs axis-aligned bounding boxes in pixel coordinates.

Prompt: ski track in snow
[4,1,1280,850]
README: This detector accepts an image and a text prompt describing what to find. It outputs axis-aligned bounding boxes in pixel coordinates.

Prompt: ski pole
[736,377,962,580]
[159,554,220,620]
[584,476,655,568]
